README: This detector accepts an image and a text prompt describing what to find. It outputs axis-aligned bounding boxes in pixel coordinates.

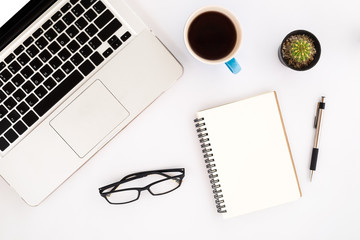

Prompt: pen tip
[310,171,314,182]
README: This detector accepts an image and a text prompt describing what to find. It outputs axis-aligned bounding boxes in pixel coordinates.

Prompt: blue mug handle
[225,58,241,74]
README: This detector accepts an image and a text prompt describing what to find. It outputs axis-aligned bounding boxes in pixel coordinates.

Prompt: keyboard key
[89,37,101,50]
[4,129,18,143]
[61,3,72,13]
[57,33,70,46]
[53,69,66,82]
[108,35,119,45]
[29,57,43,71]
[48,41,61,54]
[42,20,53,30]
[35,86,48,99]
[63,12,76,25]
[8,61,21,74]
[0,118,11,135]
[20,66,34,78]
[5,53,15,64]
[70,0,80,4]
[23,37,34,47]
[17,53,31,66]
[39,49,52,63]
[54,20,67,33]
[90,52,104,66]
[85,24,98,37]
[120,31,131,42]
[76,32,89,45]
[35,37,49,50]
[22,81,35,94]
[102,48,112,58]
[72,4,85,17]
[11,74,25,87]
[98,18,122,41]
[44,77,56,90]
[79,45,92,58]
[58,48,71,61]
[4,97,17,110]
[0,105,8,118]
[66,25,79,38]
[81,0,97,9]
[78,60,95,76]
[31,72,45,85]
[0,62,5,71]
[3,82,16,95]
[93,1,106,14]
[94,10,114,29]
[0,90,6,102]
[49,56,62,69]
[34,70,84,117]
[0,137,10,151]
[1,76,9,91]
[40,64,53,78]
[25,94,39,107]
[0,69,12,82]
[62,61,75,74]
[8,110,20,123]
[75,17,88,30]
[14,45,25,55]
[71,53,84,66]
[67,40,80,53]
[51,11,62,22]
[26,45,40,58]
[17,102,30,115]
[13,89,26,102]
[23,110,39,127]
[14,121,28,135]
[45,28,58,41]
[84,9,97,22]
[33,28,44,39]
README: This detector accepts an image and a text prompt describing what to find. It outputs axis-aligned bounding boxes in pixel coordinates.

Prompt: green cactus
[282,34,316,69]
[290,39,313,62]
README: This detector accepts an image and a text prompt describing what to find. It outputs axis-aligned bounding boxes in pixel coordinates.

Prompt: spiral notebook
[194,91,302,219]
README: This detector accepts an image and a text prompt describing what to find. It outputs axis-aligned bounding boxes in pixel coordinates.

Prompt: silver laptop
[0,0,183,206]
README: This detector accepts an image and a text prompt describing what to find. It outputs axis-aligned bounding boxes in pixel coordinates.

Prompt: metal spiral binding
[194,117,227,213]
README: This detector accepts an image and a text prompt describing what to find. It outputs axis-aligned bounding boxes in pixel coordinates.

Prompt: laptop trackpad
[50,80,130,158]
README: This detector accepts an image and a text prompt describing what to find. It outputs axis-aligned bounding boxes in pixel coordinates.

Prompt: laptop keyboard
[0,0,132,152]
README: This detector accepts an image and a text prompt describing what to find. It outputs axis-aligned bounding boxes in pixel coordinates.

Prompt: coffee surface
[188,11,237,60]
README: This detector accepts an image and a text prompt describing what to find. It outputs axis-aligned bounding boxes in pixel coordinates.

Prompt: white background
[1,0,360,239]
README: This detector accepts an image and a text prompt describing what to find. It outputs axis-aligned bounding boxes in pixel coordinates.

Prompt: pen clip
[314,103,320,128]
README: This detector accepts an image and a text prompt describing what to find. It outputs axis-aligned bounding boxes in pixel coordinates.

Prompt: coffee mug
[184,6,242,74]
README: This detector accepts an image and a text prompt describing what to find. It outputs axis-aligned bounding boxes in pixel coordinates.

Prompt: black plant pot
[278,30,321,71]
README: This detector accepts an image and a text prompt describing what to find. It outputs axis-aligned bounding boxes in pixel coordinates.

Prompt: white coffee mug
[184,6,242,74]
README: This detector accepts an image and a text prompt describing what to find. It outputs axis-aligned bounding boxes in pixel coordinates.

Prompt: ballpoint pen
[310,96,326,181]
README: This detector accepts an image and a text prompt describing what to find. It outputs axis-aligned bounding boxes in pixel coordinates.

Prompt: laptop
[0,0,183,206]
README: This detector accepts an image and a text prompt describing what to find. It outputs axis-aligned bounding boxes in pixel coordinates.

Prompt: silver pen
[310,96,326,181]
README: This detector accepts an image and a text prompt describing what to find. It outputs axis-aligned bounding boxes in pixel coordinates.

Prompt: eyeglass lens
[105,174,182,204]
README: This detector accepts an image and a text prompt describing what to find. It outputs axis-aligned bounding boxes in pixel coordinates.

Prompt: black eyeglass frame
[99,168,185,204]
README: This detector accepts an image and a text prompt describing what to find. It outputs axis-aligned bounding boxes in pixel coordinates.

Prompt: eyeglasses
[99,168,185,204]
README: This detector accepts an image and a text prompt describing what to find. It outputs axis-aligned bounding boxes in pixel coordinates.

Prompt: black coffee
[188,11,237,60]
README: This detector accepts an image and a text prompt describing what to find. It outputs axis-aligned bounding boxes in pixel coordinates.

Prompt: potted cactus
[279,30,321,71]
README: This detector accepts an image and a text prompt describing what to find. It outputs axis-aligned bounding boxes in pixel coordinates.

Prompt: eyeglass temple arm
[99,171,182,193]
[121,168,184,182]
[100,172,161,193]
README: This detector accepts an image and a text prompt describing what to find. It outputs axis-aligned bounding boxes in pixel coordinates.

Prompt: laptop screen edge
[0,0,58,52]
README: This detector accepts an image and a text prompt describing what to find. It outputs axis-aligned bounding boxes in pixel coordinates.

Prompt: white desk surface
[1,0,360,239]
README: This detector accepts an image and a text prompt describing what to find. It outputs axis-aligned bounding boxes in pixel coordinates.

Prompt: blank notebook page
[196,92,301,219]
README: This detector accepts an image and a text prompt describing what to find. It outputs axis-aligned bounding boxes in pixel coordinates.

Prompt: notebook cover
[195,91,301,219]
